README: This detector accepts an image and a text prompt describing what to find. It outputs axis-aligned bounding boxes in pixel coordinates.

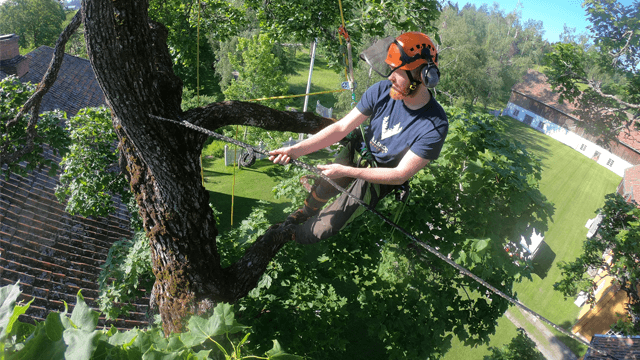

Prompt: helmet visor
[359,36,400,78]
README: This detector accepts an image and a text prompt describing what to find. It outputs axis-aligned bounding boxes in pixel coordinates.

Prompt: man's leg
[286,145,355,224]
[294,179,394,244]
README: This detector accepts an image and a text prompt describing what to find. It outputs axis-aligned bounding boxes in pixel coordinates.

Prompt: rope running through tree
[149,114,621,360]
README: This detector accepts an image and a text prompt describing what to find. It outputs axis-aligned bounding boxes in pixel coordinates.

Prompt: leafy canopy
[0,0,66,50]
[544,0,639,143]
[555,193,640,335]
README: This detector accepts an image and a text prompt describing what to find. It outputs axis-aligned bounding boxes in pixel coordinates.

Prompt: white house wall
[503,102,631,177]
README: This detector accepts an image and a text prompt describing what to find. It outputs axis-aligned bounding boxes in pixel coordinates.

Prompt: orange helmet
[385,32,439,71]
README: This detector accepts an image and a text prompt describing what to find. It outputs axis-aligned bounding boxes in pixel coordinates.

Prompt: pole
[300,39,317,140]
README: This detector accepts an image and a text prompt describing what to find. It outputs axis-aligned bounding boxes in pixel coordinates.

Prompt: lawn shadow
[531,241,556,279]
[209,191,291,234]
[551,321,588,358]
[499,116,552,162]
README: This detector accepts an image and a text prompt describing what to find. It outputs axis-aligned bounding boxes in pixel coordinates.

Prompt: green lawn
[444,116,622,358]
[286,50,345,112]
[202,156,291,233]
[506,117,621,354]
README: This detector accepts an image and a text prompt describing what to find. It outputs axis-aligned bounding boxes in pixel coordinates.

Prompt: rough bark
[80,0,333,334]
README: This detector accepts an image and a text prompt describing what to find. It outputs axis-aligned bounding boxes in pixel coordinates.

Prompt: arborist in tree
[269,32,449,244]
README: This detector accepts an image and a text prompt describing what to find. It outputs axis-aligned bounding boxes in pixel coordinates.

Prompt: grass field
[443,117,621,358]
[286,50,346,113]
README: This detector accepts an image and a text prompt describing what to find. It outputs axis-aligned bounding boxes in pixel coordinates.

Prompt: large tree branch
[183,100,336,134]
[586,79,640,111]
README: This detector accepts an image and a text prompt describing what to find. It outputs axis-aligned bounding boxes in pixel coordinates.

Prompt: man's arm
[317,150,430,186]
[269,107,369,165]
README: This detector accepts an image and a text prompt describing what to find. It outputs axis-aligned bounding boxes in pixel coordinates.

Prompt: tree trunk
[80,0,333,334]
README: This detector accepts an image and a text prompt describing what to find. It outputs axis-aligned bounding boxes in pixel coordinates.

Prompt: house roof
[0,70,7,80]
[1,45,148,329]
[20,46,105,117]
[584,334,640,359]
[511,69,581,121]
[619,165,640,204]
[512,69,640,155]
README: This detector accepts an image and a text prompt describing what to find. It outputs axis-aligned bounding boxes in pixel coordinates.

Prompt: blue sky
[454,0,638,43]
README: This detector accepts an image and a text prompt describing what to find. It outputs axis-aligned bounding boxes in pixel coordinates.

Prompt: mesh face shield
[359,36,399,78]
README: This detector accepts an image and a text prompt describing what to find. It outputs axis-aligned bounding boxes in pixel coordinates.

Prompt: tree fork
[80,0,332,334]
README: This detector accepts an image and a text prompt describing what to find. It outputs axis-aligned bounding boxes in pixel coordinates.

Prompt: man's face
[388,68,414,100]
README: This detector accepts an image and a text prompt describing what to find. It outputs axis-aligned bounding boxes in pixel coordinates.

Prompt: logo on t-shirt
[380,116,403,140]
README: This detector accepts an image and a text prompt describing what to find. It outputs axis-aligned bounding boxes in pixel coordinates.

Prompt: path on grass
[505,308,578,360]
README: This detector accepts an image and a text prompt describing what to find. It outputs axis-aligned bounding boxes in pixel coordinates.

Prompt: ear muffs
[421,65,440,88]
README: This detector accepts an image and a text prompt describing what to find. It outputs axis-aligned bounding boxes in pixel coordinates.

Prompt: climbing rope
[148,113,619,360]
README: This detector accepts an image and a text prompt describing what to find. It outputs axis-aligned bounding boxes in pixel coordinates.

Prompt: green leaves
[0,0,66,49]
[0,283,300,359]
[181,303,248,347]
[56,106,131,218]
[97,231,154,320]
[555,193,640,334]
[0,76,70,179]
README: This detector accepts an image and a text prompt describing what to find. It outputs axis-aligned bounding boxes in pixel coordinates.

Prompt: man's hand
[316,163,352,179]
[269,147,297,165]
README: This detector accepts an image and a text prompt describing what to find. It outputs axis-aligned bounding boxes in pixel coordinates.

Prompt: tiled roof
[1,46,148,329]
[511,69,581,121]
[620,165,640,204]
[20,46,105,117]
[0,154,148,329]
[584,334,640,359]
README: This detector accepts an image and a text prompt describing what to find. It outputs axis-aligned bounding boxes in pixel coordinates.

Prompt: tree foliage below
[484,328,545,360]
[219,108,553,359]
[555,193,640,335]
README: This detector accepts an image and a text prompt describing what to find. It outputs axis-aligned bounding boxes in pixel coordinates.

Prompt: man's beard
[390,84,411,100]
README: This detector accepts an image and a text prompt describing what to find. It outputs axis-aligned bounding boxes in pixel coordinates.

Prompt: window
[524,114,533,125]
[580,144,587,151]
[513,109,520,117]
[592,151,601,161]
[607,159,614,167]
[536,121,544,130]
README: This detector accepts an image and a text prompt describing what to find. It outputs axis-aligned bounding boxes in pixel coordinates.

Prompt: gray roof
[20,46,105,117]
[584,334,640,359]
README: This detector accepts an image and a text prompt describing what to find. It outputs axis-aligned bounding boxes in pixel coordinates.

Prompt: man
[269,32,448,244]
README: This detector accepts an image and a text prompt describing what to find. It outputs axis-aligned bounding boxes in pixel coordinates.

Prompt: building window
[607,159,614,167]
[592,151,601,161]
[524,114,533,125]
[580,144,587,151]
[513,109,520,117]
[536,121,544,130]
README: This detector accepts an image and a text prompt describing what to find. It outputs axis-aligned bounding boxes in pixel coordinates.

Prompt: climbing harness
[148,113,619,360]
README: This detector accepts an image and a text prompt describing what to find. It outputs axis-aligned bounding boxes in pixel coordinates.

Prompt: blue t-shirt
[356,80,449,168]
